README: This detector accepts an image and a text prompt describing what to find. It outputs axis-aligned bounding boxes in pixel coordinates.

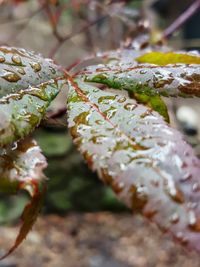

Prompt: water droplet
[170,213,179,224]
[141,110,152,118]
[0,55,5,63]
[11,141,18,151]
[188,213,200,231]
[188,210,197,226]
[130,185,148,210]
[181,172,192,181]
[117,96,126,103]
[98,95,116,104]
[162,170,184,203]
[176,232,188,244]
[17,68,25,75]
[104,106,117,119]
[95,119,104,125]
[171,188,184,203]
[192,182,200,192]
[187,202,197,209]
[139,70,147,74]
[30,62,41,72]
[12,55,22,65]
[124,103,136,111]
[49,66,56,74]
[137,185,148,196]
[2,72,21,82]
[120,163,126,171]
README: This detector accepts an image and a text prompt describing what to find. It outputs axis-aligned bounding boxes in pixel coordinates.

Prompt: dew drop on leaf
[176,232,188,244]
[187,211,200,232]
[17,68,26,75]
[192,183,200,192]
[2,72,21,82]
[0,56,5,63]
[117,96,126,103]
[12,55,22,65]
[170,213,179,224]
[30,62,42,72]
[49,66,56,74]
[139,70,147,74]
[181,172,192,181]
[124,103,136,111]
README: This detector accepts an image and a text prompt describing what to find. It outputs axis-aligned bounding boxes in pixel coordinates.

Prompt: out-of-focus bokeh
[0,1,200,266]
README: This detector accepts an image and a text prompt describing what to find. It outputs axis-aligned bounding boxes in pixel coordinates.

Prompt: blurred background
[0,1,200,266]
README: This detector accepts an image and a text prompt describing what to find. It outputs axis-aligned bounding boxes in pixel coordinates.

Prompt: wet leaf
[129,93,169,122]
[0,138,47,259]
[82,61,200,97]
[0,138,47,192]
[0,46,65,147]
[0,184,46,260]
[136,51,200,65]
[67,79,200,254]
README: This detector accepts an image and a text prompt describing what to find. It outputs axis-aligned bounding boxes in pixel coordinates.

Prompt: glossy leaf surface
[0,138,47,259]
[82,62,200,97]
[129,93,169,122]
[67,79,200,253]
[0,46,65,147]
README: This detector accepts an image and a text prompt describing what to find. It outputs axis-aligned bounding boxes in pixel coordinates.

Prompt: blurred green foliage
[36,128,126,214]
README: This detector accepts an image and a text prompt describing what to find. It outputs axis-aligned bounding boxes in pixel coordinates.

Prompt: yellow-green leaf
[130,93,170,122]
[136,52,200,65]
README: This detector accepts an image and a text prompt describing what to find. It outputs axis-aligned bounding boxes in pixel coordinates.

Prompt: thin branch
[42,1,64,42]
[163,0,200,39]
[49,14,108,58]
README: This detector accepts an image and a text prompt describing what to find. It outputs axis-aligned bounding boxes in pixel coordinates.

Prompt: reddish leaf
[0,138,47,259]
[0,183,46,260]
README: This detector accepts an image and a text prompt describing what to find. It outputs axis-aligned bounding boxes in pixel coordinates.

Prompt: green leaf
[129,93,169,122]
[83,61,200,97]
[0,138,47,259]
[0,46,65,147]
[67,79,200,254]
[136,51,200,65]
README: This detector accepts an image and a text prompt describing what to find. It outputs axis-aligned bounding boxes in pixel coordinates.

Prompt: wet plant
[0,36,200,258]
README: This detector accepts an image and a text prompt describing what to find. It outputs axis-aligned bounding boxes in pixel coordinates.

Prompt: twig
[49,14,108,58]
[42,1,64,42]
[163,0,200,39]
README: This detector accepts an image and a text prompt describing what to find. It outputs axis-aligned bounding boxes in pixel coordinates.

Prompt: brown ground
[0,213,199,267]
